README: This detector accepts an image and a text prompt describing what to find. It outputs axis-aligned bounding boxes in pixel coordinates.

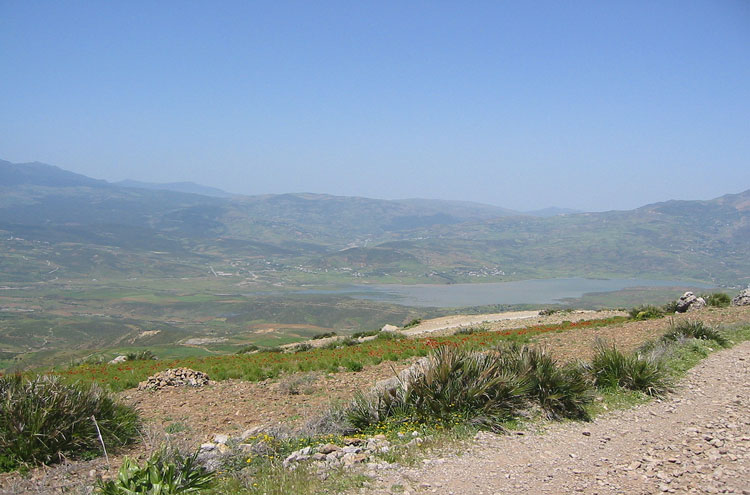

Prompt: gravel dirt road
[362,341,750,495]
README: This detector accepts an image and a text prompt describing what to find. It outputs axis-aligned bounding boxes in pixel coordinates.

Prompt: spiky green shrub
[662,320,729,347]
[406,347,530,428]
[348,344,593,431]
[628,305,664,321]
[0,374,140,471]
[96,447,213,494]
[496,344,592,420]
[348,346,531,431]
[235,344,259,354]
[703,293,731,308]
[591,343,671,397]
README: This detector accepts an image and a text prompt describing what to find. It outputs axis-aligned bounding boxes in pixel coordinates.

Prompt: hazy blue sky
[1,1,748,211]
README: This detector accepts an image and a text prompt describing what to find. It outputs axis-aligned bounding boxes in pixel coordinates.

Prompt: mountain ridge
[0,159,748,286]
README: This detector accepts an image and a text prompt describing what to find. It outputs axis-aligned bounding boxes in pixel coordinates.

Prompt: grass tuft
[0,374,140,471]
[628,305,664,321]
[495,344,592,420]
[662,320,729,347]
[590,342,671,397]
[348,344,593,431]
[703,292,731,308]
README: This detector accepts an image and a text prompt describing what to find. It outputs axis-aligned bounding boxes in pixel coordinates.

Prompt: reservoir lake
[297,278,713,308]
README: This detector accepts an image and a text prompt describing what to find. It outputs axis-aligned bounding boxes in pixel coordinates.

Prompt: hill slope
[0,159,747,285]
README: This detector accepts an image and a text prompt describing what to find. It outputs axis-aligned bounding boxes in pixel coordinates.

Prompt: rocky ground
[358,340,750,495]
[2,306,748,494]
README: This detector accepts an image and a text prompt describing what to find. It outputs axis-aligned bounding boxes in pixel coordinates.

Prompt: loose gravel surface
[361,341,750,495]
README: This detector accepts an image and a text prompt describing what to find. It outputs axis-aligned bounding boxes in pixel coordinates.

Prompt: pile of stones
[137,367,209,390]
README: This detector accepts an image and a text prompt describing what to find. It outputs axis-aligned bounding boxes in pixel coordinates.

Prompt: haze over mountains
[1,159,748,286]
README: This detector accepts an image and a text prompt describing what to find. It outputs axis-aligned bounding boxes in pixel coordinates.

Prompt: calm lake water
[326,278,712,307]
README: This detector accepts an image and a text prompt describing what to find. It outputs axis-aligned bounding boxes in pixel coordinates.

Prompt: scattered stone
[731,288,750,306]
[240,426,265,440]
[676,292,706,313]
[318,443,340,454]
[342,436,365,445]
[381,324,400,332]
[108,355,127,364]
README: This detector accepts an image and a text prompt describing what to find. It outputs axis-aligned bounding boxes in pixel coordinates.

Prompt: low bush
[351,330,379,339]
[455,325,489,336]
[628,305,664,321]
[126,350,157,361]
[403,318,422,329]
[344,361,364,372]
[662,300,679,314]
[323,337,359,350]
[496,344,592,420]
[590,343,671,397]
[96,447,213,494]
[299,405,355,437]
[348,344,593,431]
[293,343,313,353]
[375,331,406,341]
[703,292,731,308]
[278,373,318,395]
[0,374,140,471]
[662,320,729,347]
[235,344,259,355]
[311,332,337,340]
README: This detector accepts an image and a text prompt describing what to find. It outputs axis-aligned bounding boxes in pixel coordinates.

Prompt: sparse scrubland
[2,302,748,495]
[55,317,626,392]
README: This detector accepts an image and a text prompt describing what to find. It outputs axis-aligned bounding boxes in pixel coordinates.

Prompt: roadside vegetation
[54,317,626,392]
[199,318,747,495]
[4,300,748,495]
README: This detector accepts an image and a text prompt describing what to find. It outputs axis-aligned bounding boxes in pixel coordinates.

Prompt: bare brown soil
[535,306,750,363]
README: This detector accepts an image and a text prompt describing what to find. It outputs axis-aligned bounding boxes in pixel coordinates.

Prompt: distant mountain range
[0,158,748,285]
[0,160,107,188]
[115,179,234,198]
